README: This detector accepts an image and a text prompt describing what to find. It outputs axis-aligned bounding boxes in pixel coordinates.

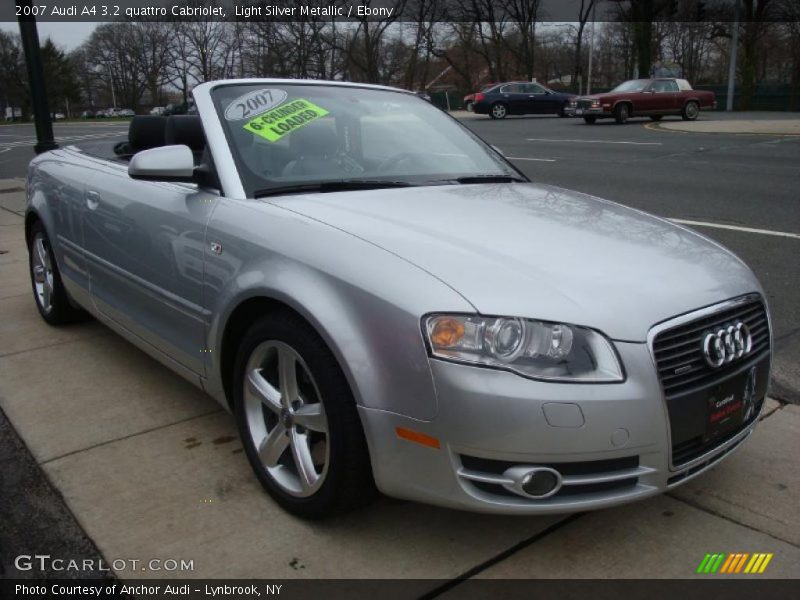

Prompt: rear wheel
[614,103,630,124]
[233,311,376,519]
[583,116,597,124]
[650,115,663,121]
[28,221,86,325]
[490,102,508,119]
[682,101,699,121]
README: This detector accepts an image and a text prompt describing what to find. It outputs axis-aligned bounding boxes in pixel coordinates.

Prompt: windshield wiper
[453,175,527,184]
[423,174,527,185]
[254,180,415,198]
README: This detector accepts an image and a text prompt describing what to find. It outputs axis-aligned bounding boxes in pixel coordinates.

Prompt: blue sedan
[472,82,575,119]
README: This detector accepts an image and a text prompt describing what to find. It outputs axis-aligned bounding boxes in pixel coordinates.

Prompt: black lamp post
[17,0,58,154]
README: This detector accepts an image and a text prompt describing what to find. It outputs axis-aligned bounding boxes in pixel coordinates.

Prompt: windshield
[211,83,520,197]
[610,79,649,92]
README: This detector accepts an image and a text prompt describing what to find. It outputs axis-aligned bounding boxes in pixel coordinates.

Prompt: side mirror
[128,145,195,182]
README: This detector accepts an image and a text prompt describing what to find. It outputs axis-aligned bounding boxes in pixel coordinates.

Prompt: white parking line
[0,131,124,149]
[527,138,663,146]
[669,218,800,240]
[506,156,557,162]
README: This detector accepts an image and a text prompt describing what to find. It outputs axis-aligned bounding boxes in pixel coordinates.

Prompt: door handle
[86,191,101,211]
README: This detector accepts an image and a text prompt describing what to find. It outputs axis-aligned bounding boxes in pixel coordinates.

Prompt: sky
[0,22,98,50]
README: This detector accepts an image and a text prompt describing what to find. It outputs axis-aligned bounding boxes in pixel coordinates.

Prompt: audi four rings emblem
[702,321,752,368]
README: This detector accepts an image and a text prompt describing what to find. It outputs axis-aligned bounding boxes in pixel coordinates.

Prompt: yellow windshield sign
[243,99,329,142]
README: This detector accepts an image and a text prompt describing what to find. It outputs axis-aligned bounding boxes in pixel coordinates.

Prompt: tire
[465,101,474,112]
[613,103,630,124]
[650,115,663,121]
[583,116,597,124]
[558,105,568,117]
[682,101,699,121]
[28,221,87,325]
[232,311,376,519]
[489,102,508,119]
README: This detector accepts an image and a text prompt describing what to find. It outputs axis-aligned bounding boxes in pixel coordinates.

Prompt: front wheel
[614,103,630,124]
[650,115,663,121]
[682,101,699,121]
[583,116,597,124]
[233,311,376,519]
[489,102,508,119]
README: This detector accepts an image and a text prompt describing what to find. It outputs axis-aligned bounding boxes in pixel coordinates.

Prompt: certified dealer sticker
[225,88,288,121]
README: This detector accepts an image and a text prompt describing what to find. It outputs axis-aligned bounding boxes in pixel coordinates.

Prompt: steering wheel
[378,152,424,173]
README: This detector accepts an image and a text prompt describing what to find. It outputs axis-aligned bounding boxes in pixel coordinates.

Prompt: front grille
[577,99,594,109]
[653,297,769,397]
[653,296,770,467]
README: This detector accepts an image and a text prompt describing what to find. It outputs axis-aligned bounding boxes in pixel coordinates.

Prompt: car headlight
[424,314,624,382]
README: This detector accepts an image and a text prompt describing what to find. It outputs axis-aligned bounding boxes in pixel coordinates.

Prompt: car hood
[268,183,758,341]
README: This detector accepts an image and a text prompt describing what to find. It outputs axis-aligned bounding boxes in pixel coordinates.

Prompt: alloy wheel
[492,104,507,119]
[243,340,329,497]
[31,233,54,314]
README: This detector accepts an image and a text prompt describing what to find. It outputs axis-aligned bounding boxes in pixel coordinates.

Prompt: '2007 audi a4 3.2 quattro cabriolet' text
[25,80,771,518]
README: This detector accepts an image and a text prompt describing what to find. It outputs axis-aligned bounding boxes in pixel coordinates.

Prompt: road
[0,121,129,179]
[458,111,800,402]
[2,114,798,400]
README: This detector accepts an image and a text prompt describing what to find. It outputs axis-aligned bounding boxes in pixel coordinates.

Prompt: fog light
[521,469,560,497]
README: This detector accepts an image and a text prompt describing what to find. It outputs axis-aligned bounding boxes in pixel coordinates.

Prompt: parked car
[26,80,770,519]
[472,81,576,119]
[572,78,716,124]
[463,83,499,112]
[150,106,166,116]
[53,112,65,120]
[80,110,95,119]
[117,108,135,117]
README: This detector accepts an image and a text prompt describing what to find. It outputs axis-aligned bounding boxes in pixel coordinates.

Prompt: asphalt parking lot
[1,113,799,584]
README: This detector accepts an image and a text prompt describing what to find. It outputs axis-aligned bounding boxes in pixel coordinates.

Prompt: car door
[649,80,678,113]
[498,84,527,114]
[82,162,219,376]
[523,83,557,113]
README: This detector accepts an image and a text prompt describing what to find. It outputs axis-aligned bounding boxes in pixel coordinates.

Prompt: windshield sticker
[243,99,330,142]
[224,88,288,121]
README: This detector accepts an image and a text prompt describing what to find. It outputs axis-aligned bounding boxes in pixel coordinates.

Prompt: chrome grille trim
[651,294,769,397]
[646,293,772,471]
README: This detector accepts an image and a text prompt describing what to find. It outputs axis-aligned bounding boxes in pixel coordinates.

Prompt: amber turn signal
[429,317,465,348]
[395,427,441,449]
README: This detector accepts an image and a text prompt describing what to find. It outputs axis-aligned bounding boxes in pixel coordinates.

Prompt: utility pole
[587,1,598,95]
[17,0,57,154]
[726,0,740,111]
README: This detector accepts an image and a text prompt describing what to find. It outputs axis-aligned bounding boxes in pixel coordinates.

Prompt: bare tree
[571,0,596,92]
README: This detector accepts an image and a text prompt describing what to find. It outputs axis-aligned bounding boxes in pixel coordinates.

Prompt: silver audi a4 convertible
[26,80,771,518]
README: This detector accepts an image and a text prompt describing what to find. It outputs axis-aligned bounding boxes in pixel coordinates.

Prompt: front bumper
[359,341,765,514]
[568,106,606,117]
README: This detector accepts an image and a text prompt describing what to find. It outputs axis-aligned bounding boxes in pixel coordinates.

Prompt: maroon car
[571,78,716,124]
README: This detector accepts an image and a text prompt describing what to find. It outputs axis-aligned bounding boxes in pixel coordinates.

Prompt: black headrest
[128,116,166,151]
[289,125,337,157]
[165,115,205,151]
